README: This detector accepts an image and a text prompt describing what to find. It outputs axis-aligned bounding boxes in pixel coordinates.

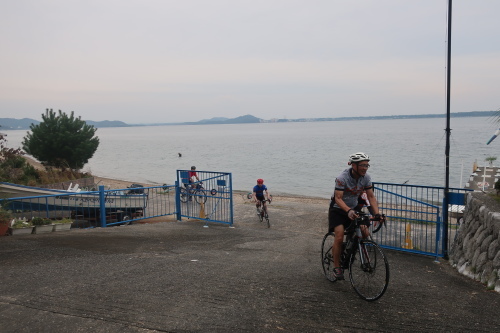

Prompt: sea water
[3,117,498,198]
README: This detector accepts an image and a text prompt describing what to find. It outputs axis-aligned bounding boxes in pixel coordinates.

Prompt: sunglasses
[356,163,370,168]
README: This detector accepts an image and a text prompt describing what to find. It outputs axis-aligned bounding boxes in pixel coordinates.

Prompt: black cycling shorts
[328,206,352,233]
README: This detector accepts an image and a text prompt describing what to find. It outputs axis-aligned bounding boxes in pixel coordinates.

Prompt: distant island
[0,111,497,130]
[0,118,130,131]
[127,110,499,126]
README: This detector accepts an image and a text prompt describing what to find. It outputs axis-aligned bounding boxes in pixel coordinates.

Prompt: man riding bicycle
[188,166,200,184]
[185,166,201,201]
[329,152,385,280]
[252,179,271,215]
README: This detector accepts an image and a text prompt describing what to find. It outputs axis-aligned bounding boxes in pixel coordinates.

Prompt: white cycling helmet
[349,152,370,163]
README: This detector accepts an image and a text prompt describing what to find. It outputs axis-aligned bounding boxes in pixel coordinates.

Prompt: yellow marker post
[199,202,206,219]
[403,223,413,249]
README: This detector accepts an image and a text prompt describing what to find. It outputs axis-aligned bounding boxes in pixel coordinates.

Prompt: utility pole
[443,0,452,259]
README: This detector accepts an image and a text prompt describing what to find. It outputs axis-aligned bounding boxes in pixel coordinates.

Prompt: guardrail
[371,183,472,257]
[1,184,177,228]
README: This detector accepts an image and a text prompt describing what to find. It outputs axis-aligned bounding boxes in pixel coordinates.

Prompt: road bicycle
[321,212,389,301]
[256,197,271,228]
[179,182,207,204]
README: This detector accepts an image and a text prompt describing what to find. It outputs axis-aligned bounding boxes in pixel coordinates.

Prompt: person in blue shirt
[252,179,271,214]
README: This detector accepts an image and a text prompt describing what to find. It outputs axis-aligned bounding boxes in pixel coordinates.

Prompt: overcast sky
[1,0,499,124]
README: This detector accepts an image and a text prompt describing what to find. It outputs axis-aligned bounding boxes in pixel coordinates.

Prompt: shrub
[0,134,41,185]
[31,217,52,225]
[55,218,73,224]
[11,218,32,229]
[0,208,13,225]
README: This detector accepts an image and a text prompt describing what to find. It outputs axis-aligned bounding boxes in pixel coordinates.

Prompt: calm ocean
[3,117,498,198]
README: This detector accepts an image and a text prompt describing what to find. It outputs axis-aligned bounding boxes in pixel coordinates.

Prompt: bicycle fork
[357,241,373,272]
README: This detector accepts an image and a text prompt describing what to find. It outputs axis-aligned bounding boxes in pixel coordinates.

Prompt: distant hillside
[0,118,37,130]
[197,117,230,124]
[223,114,261,124]
[84,120,130,128]
[182,114,261,125]
[0,118,129,130]
[141,110,497,126]
[3,110,496,130]
[272,110,498,123]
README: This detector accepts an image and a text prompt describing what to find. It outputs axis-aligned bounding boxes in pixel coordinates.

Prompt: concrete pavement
[1,196,499,332]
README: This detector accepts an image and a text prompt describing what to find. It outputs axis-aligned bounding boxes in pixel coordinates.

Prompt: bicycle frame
[341,216,370,264]
[256,198,271,228]
[260,199,268,211]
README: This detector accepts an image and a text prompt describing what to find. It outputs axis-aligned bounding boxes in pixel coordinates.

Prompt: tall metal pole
[443,0,452,259]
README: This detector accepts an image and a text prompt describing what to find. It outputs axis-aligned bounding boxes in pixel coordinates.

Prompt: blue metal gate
[175,170,233,226]
[371,183,472,258]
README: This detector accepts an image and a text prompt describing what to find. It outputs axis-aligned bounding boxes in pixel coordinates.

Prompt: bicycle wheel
[321,233,338,282]
[348,240,389,301]
[262,205,270,228]
[194,189,207,204]
[179,188,188,203]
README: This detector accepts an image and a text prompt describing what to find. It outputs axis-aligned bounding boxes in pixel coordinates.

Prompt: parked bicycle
[256,197,272,228]
[321,212,389,301]
[180,182,207,204]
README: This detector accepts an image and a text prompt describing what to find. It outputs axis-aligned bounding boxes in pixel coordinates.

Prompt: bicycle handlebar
[354,211,385,220]
[352,211,386,232]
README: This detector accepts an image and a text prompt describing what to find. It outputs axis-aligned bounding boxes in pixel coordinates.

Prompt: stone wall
[449,192,500,292]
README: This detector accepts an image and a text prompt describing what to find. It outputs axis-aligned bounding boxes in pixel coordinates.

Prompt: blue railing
[372,182,472,257]
[176,170,233,226]
[1,169,234,229]
[1,184,177,228]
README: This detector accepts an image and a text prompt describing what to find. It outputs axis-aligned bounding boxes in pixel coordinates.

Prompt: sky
[1,0,499,124]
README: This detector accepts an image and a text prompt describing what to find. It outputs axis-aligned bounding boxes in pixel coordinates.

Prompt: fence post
[175,180,182,221]
[229,175,234,226]
[436,207,442,259]
[99,185,106,228]
[442,191,449,259]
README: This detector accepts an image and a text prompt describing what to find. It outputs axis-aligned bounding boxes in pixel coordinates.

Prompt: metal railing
[176,170,233,226]
[1,184,177,228]
[371,182,472,258]
[1,169,234,229]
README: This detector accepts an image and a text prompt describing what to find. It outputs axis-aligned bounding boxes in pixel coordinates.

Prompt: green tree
[22,109,99,170]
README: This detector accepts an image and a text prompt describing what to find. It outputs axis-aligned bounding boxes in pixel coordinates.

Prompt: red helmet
[257,179,264,184]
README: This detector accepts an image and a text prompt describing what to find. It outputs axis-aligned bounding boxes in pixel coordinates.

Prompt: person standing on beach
[329,152,384,280]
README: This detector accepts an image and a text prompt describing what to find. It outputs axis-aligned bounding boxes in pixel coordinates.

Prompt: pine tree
[22,109,99,170]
